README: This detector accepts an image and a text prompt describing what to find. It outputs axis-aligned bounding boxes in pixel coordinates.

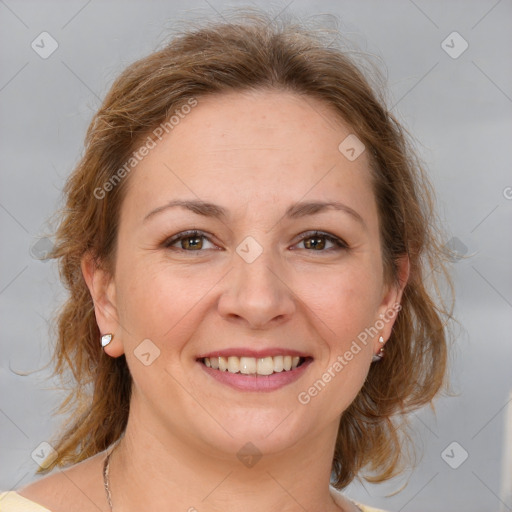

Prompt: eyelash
[162,230,349,253]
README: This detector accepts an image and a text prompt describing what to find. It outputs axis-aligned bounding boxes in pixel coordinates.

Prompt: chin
[194,407,310,456]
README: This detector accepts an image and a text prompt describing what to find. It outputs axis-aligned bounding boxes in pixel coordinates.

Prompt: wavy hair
[41,11,454,488]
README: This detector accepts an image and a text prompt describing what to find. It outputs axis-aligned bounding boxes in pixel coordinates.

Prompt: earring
[101,334,113,347]
[372,347,385,362]
[372,335,385,362]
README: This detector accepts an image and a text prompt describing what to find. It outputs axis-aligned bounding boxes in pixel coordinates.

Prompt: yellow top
[0,490,387,511]
[0,493,50,511]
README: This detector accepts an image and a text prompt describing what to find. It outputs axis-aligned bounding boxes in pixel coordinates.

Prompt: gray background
[1,1,511,511]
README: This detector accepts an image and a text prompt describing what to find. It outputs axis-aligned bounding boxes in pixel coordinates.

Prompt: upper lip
[197,348,312,359]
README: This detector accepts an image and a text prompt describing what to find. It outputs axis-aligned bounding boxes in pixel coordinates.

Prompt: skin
[19,90,408,512]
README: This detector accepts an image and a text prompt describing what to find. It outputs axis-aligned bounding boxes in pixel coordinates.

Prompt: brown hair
[42,11,454,488]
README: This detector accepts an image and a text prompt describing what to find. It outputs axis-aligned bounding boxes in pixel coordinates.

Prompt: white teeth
[202,355,304,375]
[227,356,238,373]
[240,356,256,374]
[273,355,284,372]
[257,357,274,376]
[218,356,228,372]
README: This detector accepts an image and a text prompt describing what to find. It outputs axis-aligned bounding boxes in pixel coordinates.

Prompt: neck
[107,397,347,512]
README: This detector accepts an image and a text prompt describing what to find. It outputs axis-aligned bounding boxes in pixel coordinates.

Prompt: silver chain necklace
[102,441,352,512]
[102,445,116,511]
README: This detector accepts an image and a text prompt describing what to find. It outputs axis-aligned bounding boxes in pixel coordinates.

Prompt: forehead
[123,90,376,223]
[156,90,358,167]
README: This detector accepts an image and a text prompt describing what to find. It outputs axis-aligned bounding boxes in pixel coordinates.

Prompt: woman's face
[88,90,406,460]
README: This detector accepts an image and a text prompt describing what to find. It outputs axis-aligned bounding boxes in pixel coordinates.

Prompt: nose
[217,245,296,330]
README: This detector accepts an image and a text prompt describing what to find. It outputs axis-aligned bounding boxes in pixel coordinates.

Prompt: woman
[0,12,452,512]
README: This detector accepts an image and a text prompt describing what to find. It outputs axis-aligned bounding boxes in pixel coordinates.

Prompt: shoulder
[0,491,52,511]
[6,451,107,512]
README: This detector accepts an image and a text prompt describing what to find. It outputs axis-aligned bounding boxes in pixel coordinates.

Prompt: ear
[376,254,410,343]
[81,252,125,358]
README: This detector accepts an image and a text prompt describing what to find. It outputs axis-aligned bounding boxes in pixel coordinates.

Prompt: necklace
[102,442,351,512]
[102,444,117,511]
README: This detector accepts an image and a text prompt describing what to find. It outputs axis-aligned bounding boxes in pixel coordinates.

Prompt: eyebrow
[143,199,366,227]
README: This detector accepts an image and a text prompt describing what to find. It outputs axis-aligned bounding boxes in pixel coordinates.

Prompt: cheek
[296,263,382,341]
[297,337,371,423]
[114,255,220,346]
[296,278,374,418]
[292,261,380,408]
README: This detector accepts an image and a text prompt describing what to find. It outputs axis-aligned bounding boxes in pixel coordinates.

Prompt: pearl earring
[372,335,385,362]
[101,334,113,347]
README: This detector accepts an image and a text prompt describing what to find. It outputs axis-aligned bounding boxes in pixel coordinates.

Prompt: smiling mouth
[199,355,311,376]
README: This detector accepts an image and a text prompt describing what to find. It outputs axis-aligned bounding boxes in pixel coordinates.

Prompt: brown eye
[296,231,348,252]
[303,235,327,250]
[163,230,215,251]
[180,235,204,250]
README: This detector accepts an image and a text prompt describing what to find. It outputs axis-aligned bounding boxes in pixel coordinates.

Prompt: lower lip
[198,359,313,392]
